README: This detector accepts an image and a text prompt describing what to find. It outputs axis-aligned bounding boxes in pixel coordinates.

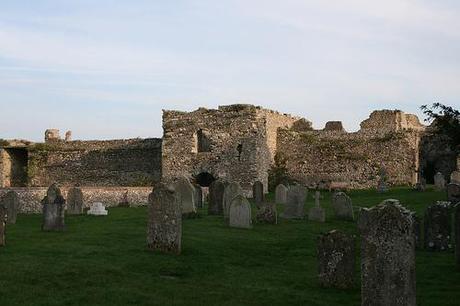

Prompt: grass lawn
[0,187,459,305]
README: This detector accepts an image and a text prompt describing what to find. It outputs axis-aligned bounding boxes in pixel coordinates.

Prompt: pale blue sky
[1,0,459,141]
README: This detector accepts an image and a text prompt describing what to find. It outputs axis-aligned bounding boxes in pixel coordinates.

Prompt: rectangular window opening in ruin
[2,148,28,187]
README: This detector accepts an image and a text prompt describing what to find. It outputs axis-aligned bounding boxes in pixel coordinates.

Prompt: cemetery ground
[1,188,459,305]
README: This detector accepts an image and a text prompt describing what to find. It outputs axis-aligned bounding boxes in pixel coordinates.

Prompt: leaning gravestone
[358,199,416,306]
[41,184,66,231]
[223,182,244,219]
[252,181,264,207]
[0,191,19,224]
[229,195,252,229]
[147,183,182,254]
[308,190,325,222]
[208,180,226,215]
[173,176,197,217]
[332,192,354,221]
[447,183,460,203]
[451,170,460,184]
[281,185,307,219]
[194,184,203,209]
[275,184,288,204]
[434,172,446,191]
[256,202,277,224]
[0,204,6,246]
[455,205,460,266]
[424,201,452,251]
[67,187,84,215]
[317,230,355,289]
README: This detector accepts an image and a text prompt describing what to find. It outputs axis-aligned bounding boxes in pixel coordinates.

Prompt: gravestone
[414,177,426,192]
[281,185,307,219]
[275,184,288,204]
[447,183,460,203]
[208,180,226,215]
[229,195,252,229]
[42,184,66,231]
[331,192,354,221]
[308,190,325,222]
[173,176,197,217]
[455,205,460,265]
[67,187,84,214]
[147,183,182,254]
[413,214,422,250]
[424,201,452,251]
[0,204,6,246]
[451,170,460,184]
[194,184,203,209]
[434,172,446,191]
[87,202,108,216]
[119,190,130,207]
[376,167,388,193]
[256,202,277,224]
[358,199,416,306]
[252,181,264,207]
[317,230,355,289]
[0,191,19,224]
[223,182,244,219]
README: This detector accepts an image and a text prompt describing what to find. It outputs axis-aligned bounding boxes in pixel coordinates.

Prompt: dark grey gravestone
[447,183,460,203]
[208,180,226,215]
[281,185,307,219]
[67,187,84,215]
[147,183,182,255]
[434,172,446,191]
[173,176,197,217]
[275,184,288,204]
[317,230,355,289]
[332,192,354,221]
[1,191,19,224]
[41,184,66,231]
[194,184,203,209]
[223,182,244,219]
[252,181,264,207]
[358,199,416,306]
[424,201,452,251]
[256,202,277,224]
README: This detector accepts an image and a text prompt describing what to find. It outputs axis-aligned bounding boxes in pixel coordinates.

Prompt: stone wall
[360,110,425,132]
[0,186,152,214]
[27,138,162,187]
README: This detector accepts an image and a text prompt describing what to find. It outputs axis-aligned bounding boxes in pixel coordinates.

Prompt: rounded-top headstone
[332,192,354,221]
[173,176,197,216]
[275,184,288,204]
[223,182,244,219]
[229,195,252,229]
[67,187,84,215]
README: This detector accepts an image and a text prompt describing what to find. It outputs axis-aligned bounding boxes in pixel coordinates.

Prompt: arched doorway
[194,172,216,187]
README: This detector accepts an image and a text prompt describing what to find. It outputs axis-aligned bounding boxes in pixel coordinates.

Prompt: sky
[1,0,459,141]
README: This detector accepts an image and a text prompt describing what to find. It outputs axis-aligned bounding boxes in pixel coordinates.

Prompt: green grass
[0,187,459,305]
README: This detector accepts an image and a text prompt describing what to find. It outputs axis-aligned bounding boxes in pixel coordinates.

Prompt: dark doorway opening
[4,148,28,187]
[195,172,215,187]
[422,161,436,184]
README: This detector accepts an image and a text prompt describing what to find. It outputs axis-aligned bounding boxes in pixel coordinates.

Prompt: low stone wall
[0,187,152,214]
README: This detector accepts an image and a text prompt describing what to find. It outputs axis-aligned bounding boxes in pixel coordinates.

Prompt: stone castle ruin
[0,104,457,198]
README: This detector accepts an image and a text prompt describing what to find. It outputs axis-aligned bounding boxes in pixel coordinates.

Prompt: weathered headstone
[0,191,19,224]
[229,195,252,229]
[281,185,307,219]
[173,176,197,217]
[376,167,388,193]
[67,187,84,214]
[194,184,203,209]
[118,190,130,207]
[434,172,446,191]
[87,202,108,216]
[0,204,6,246]
[253,180,264,207]
[208,180,226,215]
[275,184,288,204]
[414,177,426,192]
[256,202,277,224]
[455,204,460,266]
[424,201,452,251]
[308,190,325,222]
[317,230,355,289]
[42,184,66,231]
[447,183,460,203]
[147,183,182,254]
[223,182,244,219]
[358,199,416,306]
[332,192,354,221]
[451,170,460,184]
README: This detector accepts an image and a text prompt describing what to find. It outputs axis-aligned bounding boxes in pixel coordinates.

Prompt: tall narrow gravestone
[281,185,307,219]
[0,191,19,224]
[309,190,325,222]
[41,184,66,231]
[447,183,460,203]
[275,184,288,204]
[317,230,355,289]
[424,201,452,251]
[358,199,416,306]
[434,172,446,191]
[67,187,83,215]
[229,195,252,229]
[173,176,197,217]
[147,183,182,255]
[208,180,226,215]
[194,184,203,209]
[0,204,6,246]
[252,181,264,207]
[332,192,354,221]
[223,182,243,219]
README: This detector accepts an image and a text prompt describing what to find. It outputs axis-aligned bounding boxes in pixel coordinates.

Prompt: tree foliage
[421,103,460,152]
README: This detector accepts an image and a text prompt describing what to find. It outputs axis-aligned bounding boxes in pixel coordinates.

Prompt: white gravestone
[87,202,108,216]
